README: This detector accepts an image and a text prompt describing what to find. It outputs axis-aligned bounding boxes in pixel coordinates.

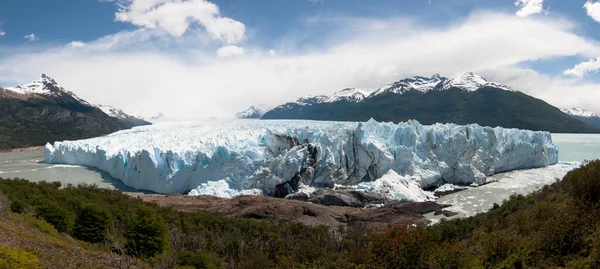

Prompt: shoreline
[0,146,45,153]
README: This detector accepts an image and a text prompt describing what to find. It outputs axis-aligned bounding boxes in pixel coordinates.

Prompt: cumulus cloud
[114,0,246,43]
[584,1,600,22]
[564,57,600,77]
[24,33,38,41]
[216,45,245,57]
[2,12,600,118]
[515,0,544,17]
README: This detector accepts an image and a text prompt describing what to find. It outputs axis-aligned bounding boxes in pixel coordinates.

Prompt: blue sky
[0,0,600,118]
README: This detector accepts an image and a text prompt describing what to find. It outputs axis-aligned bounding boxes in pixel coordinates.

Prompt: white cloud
[268,50,277,56]
[0,31,5,37]
[483,68,600,113]
[24,33,38,42]
[564,57,600,77]
[584,1,600,22]
[2,12,600,118]
[216,45,245,57]
[66,41,86,48]
[515,0,544,17]
[114,0,246,44]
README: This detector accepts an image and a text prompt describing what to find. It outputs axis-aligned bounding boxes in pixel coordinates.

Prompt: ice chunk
[356,170,435,202]
[188,179,263,198]
[44,119,558,202]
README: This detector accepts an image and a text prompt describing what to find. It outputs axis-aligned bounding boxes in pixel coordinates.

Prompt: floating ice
[355,170,435,202]
[44,119,558,201]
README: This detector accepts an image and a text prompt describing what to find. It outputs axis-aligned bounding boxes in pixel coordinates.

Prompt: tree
[35,203,74,233]
[125,205,168,258]
[73,203,112,243]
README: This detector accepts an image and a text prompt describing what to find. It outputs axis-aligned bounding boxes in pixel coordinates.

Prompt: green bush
[73,203,112,243]
[125,205,169,258]
[35,202,74,233]
[564,160,600,204]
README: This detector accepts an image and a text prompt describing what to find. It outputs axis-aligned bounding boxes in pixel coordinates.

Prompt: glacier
[44,119,558,201]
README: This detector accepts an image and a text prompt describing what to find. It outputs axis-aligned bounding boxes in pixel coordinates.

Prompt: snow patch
[561,107,597,117]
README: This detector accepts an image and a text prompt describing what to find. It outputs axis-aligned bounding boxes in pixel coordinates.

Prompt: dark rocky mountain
[561,107,600,130]
[262,72,600,133]
[0,75,131,150]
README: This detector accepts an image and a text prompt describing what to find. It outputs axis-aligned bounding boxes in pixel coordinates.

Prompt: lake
[424,133,600,223]
[1,134,599,206]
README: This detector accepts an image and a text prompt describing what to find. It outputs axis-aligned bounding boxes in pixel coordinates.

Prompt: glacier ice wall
[44,119,558,197]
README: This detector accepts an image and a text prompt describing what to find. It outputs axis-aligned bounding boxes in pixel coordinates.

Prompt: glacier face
[44,119,559,200]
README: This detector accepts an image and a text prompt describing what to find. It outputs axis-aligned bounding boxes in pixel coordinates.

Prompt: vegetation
[0,160,599,268]
[262,87,600,133]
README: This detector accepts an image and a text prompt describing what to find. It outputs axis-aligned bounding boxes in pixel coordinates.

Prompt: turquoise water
[552,134,600,162]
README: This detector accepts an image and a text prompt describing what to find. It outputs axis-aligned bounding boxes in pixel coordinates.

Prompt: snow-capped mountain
[262,72,599,133]
[280,72,515,107]
[324,88,372,103]
[96,105,151,128]
[236,105,269,119]
[3,74,93,106]
[0,75,137,150]
[370,74,445,96]
[561,107,597,118]
[561,107,600,129]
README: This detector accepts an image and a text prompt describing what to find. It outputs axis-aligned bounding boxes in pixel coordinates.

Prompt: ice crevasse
[44,119,558,201]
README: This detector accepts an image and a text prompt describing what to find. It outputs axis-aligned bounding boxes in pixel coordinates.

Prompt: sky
[1,0,600,119]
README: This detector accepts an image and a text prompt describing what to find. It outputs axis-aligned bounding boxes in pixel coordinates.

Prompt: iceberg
[44,119,558,201]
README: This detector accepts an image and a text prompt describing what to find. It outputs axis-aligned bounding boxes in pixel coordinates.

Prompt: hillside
[0,195,145,268]
[0,75,130,150]
[262,73,600,133]
[1,160,600,268]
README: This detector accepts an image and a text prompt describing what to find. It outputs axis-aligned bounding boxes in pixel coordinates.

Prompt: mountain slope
[0,75,126,150]
[561,107,600,130]
[96,105,151,128]
[236,105,268,119]
[262,73,599,133]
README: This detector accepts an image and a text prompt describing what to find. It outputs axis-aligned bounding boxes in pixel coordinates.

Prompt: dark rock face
[287,189,387,207]
[0,81,126,150]
[434,210,459,217]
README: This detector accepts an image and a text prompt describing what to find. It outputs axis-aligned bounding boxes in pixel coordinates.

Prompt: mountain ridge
[0,75,144,150]
[261,72,600,133]
[561,107,600,130]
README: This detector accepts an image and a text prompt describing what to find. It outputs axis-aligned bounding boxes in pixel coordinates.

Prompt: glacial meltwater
[424,133,600,223]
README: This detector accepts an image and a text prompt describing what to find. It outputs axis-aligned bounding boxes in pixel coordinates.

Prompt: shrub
[73,203,112,243]
[0,246,40,269]
[125,205,169,258]
[370,227,434,268]
[563,160,600,204]
[35,202,74,233]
